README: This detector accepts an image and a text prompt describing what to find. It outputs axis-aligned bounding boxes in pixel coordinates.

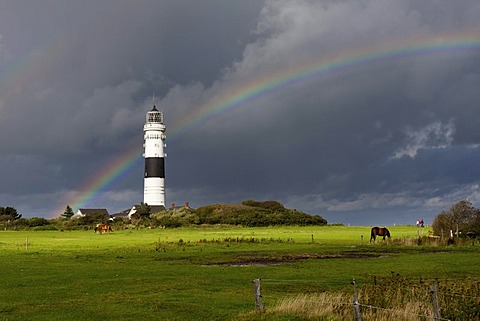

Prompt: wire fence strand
[252,276,480,320]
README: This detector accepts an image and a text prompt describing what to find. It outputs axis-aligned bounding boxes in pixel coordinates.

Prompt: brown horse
[370,226,390,242]
[94,224,112,234]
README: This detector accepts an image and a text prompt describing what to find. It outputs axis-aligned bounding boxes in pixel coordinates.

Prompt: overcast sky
[1,0,480,225]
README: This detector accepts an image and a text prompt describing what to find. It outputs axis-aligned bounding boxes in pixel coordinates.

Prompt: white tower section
[143,105,166,207]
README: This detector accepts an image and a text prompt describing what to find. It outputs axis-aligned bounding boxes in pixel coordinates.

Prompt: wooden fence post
[352,279,362,321]
[430,284,441,320]
[253,278,264,312]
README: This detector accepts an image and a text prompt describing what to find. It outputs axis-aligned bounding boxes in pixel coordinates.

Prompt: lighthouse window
[147,112,162,123]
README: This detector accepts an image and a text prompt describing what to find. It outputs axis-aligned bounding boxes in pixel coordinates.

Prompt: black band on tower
[145,157,165,178]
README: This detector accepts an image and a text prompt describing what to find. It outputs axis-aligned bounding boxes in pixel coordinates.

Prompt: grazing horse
[370,226,391,242]
[94,224,112,234]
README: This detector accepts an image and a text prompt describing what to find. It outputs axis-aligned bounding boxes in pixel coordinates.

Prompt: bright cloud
[392,121,456,159]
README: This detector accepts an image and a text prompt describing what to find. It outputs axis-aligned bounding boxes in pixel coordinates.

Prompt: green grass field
[1,226,479,320]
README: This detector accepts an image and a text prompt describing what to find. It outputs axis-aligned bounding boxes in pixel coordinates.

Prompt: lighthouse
[143,105,166,207]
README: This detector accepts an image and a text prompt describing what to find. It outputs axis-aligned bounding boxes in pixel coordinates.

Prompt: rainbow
[0,29,71,105]
[169,31,480,137]
[55,30,480,216]
[53,147,143,217]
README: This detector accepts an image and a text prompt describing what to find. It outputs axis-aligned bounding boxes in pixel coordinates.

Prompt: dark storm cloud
[160,0,480,224]
[1,0,480,224]
[0,0,263,145]
[0,0,264,215]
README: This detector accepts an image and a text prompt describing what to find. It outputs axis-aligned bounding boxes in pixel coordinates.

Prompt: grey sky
[1,0,480,225]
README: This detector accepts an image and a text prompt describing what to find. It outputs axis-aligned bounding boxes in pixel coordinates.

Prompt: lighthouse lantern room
[143,105,166,207]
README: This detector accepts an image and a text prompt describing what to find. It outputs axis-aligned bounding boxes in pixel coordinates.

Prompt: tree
[432,200,480,236]
[61,205,74,219]
[0,206,22,220]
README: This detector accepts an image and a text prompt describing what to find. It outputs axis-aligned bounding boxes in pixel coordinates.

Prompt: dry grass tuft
[272,292,350,319]
[264,291,436,321]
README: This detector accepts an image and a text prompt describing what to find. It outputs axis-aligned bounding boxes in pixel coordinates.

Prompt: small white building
[127,205,166,218]
[74,208,110,218]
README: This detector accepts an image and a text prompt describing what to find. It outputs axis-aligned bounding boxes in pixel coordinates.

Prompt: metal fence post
[253,278,264,312]
[352,279,362,321]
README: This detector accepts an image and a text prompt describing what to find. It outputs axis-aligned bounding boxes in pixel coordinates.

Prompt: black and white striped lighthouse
[143,105,166,207]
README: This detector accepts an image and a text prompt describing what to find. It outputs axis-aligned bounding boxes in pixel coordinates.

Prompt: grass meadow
[1,225,479,320]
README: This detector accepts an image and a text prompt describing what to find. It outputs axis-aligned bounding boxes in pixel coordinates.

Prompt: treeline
[151,200,327,228]
[0,213,112,231]
[0,200,327,230]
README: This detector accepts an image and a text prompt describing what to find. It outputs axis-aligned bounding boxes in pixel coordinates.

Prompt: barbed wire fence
[252,277,480,320]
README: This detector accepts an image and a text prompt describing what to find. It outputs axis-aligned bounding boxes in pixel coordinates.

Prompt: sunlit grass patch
[0,226,479,320]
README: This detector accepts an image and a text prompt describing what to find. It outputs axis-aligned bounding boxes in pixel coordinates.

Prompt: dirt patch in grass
[204,253,382,267]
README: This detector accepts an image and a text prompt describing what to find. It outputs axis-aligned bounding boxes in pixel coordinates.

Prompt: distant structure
[74,208,110,219]
[143,105,167,207]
